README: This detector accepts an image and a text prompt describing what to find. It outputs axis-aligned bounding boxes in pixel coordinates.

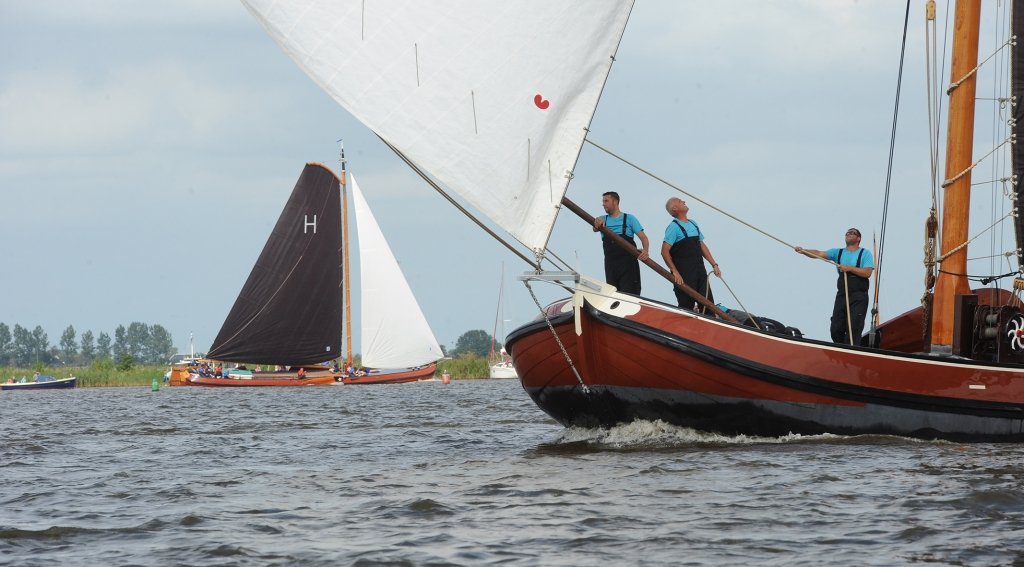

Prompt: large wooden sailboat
[190,162,343,387]
[192,162,442,387]
[241,1,1024,439]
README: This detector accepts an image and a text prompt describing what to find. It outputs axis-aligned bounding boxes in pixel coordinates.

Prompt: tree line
[0,322,175,367]
[447,329,503,358]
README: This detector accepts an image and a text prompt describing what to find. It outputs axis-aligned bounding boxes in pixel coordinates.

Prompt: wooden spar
[341,149,353,368]
[871,233,880,330]
[931,0,981,348]
[559,197,738,323]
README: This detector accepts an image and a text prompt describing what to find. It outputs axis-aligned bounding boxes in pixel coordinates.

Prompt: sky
[1,1,1019,357]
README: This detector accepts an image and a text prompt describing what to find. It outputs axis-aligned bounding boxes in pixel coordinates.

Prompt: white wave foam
[557,420,845,447]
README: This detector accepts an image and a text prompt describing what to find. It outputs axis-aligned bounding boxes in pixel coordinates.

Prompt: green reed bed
[437,356,490,380]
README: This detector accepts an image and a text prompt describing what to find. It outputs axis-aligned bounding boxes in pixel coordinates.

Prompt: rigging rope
[542,248,573,272]
[968,250,1017,261]
[717,275,760,330]
[988,1,1009,280]
[873,0,911,334]
[379,136,540,270]
[524,280,590,395]
[940,136,1014,188]
[946,37,1015,94]
[937,268,1017,283]
[583,139,793,246]
[936,211,1015,263]
[583,138,842,274]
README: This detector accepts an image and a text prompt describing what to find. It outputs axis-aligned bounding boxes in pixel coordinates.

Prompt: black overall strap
[603,214,632,240]
[673,219,690,239]
[689,219,702,239]
[856,248,864,268]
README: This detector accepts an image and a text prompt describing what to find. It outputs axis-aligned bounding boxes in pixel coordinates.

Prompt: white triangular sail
[351,175,443,369]
[241,0,634,253]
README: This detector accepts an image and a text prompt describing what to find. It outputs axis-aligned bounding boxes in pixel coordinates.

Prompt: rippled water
[3,380,1024,565]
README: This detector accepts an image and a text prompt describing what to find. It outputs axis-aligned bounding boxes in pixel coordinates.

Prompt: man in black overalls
[795,228,875,345]
[660,197,721,312]
[593,191,650,294]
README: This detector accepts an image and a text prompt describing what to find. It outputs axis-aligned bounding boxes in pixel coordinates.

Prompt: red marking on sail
[534,94,550,110]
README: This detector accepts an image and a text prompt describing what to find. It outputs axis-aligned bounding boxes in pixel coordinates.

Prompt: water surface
[3,380,1024,565]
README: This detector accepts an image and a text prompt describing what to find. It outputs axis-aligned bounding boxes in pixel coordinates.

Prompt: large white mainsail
[351,175,443,369]
[241,0,634,253]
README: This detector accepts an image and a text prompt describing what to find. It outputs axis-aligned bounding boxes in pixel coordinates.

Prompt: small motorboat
[1,375,77,391]
[489,360,518,380]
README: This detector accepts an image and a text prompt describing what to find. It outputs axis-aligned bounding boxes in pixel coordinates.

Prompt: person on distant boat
[593,191,650,295]
[297,367,306,379]
[795,227,875,345]
[214,364,223,377]
[661,197,720,312]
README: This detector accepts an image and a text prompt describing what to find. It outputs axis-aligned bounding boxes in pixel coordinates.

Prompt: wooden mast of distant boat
[930,0,981,350]
[341,144,353,368]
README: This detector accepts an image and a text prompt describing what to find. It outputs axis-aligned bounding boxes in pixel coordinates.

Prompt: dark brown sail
[1013,0,1024,266]
[206,163,343,365]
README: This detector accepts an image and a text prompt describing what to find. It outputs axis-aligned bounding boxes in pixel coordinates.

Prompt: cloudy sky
[1,1,1017,356]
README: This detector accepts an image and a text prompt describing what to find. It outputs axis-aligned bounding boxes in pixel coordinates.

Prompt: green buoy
[151,377,159,391]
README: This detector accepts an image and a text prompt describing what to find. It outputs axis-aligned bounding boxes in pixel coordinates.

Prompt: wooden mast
[340,144,353,368]
[931,0,981,349]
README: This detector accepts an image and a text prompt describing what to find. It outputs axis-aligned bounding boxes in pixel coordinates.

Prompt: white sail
[241,0,634,253]
[351,175,443,369]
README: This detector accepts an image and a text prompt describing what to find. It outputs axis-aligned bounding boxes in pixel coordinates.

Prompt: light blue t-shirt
[663,219,705,246]
[600,213,644,239]
[827,247,874,273]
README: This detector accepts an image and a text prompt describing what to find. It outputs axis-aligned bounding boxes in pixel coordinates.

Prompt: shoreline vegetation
[2,355,497,388]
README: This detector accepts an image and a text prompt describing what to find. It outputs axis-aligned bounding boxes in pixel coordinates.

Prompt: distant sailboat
[190,162,342,386]
[193,163,442,387]
[341,175,444,384]
[488,263,517,380]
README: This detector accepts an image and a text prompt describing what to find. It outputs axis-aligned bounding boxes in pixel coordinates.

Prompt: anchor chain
[524,280,590,395]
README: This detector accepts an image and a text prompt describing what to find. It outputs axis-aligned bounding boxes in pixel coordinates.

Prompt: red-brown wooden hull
[505,293,1024,441]
[188,371,337,387]
[341,363,437,385]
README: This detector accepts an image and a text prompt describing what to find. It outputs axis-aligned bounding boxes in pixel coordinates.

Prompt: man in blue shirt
[593,191,650,294]
[661,197,721,312]
[795,228,875,345]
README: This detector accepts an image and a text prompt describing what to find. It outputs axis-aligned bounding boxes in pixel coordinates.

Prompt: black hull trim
[525,385,1024,442]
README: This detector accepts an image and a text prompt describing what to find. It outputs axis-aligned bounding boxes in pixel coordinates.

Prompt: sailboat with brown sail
[192,159,443,386]
[241,0,1024,440]
[189,162,342,386]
